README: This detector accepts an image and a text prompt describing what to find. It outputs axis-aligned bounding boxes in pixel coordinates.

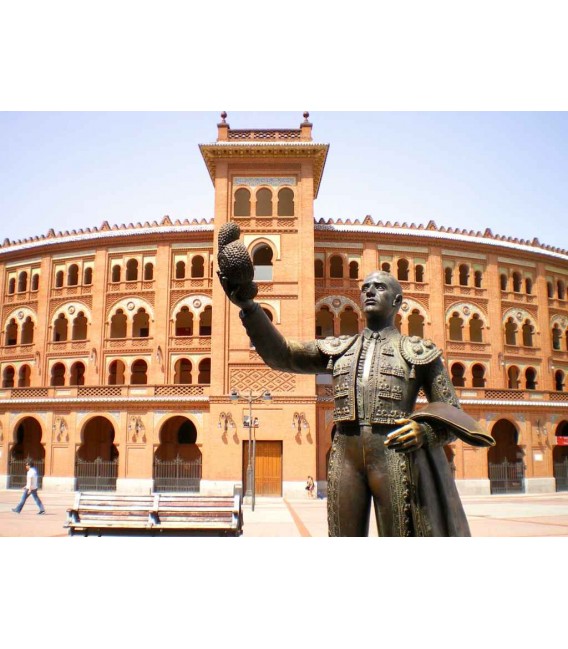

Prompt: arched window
[126,259,139,282]
[67,264,79,286]
[108,360,126,385]
[83,267,93,285]
[256,188,273,217]
[444,267,453,285]
[175,261,186,279]
[198,358,211,384]
[2,366,15,388]
[547,281,554,298]
[191,256,205,278]
[555,370,565,392]
[552,325,562,350]
[132,308,150,338]
[70,361,86,386]
[277,188,294,216]
[408,310,424,338]
[349,261,359,280]
[314,259,324,278]
[472,364,486,388]
[339,307,359,336]
[451,363,466,387]
[415,265,424,283]
[381,263,391,274]
[17,271,28,293]
[55,270,64,288]
[112,264,121,283]
[449,313,463,341]
[330,255,344,279]
[559,280,566,300]
[474,270,483,288]
[397,259,409,281]
[53,313,69,342]
[525,367,537,390]
[18,364,31,387]
[525,278,533,295]
[522,320,534,347]
[174,358,192,384]
[8,277,16,294]
[505,318,517,346]
[500,274,508,291]
[72,312,88,341]
[175,307,193,336]
[512,272,522,293]
[252,244,273,281]
[469,314,484,343]
[21,317,34,344]
[5,319,18,346]
[315,307,334,338]
[459,264,469,286]
[51,362,66,387]
[507,366,520,389]
[199,306,212,336]
[110,309,127,339]
[131,360,148,385]
[234,188,251,216]
[144,263,154,281]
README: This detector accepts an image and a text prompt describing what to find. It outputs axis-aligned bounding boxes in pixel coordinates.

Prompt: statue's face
[360,271,402,322]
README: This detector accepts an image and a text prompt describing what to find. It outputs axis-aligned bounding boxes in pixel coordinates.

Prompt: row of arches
[548,278,567,301]
[111,259,154,283]
[234,187,294,217]
[500,271,533,294]
[449,364,566,392]
[54,265,93,288]
[7,271,40,295]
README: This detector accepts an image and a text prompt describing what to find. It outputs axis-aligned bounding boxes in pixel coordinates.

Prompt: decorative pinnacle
[303,111,310,122]
[220,111,227,123]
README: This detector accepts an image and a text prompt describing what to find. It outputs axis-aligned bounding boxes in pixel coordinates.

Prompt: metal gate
[554,458,568,492]
[153,455,202,493]
[488,459,525,494]
[7,456,45,489]
[75,457,118,491]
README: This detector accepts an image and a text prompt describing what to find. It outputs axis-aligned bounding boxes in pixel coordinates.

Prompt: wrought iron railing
[554,458,568,492]
[7,457,45,489]
[488,459,525,494]
[153,455,202,493]
[75,457,118,492]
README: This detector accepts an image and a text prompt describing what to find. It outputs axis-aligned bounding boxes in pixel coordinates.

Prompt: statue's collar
[362,326,398,342]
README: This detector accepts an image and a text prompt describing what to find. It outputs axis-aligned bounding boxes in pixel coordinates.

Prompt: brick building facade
[1,114,568,497]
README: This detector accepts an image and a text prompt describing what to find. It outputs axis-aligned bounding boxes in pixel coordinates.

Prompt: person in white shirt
[12,460,45,514]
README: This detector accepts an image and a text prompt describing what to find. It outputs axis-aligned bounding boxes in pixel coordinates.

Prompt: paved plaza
[2,489,568,537]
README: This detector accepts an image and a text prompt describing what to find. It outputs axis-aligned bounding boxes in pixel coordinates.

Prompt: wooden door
[242,440,282,496]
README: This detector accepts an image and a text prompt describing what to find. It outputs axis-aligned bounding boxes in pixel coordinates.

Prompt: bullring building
[1,113,568,498]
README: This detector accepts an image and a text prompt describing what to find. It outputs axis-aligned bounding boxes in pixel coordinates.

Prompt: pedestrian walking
[12,460,45,514]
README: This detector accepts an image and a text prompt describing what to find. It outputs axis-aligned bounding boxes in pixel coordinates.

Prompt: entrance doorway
[153,416,202,492]
[553,422,568,491]
[8,417,45,489]
[75,416,119,491]
[488,419,525,494]
[242,440,282,496]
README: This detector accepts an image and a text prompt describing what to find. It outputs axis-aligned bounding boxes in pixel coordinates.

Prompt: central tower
[200,112,329,495]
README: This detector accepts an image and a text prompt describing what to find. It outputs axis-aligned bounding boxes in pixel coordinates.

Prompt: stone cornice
[199,141,330,198]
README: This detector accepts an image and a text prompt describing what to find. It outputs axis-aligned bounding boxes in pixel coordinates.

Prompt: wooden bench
[65,492,243,536]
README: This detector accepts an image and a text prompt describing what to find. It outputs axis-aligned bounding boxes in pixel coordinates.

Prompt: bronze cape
[239,304,492,537]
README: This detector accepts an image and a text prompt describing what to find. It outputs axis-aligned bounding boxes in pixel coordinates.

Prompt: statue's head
[360,271,403,326]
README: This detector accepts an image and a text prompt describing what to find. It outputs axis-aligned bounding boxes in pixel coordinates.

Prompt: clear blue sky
[1,111,567,250]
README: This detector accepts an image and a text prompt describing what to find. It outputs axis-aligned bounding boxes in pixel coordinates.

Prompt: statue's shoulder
[316,334,359,358]
[399,335,442,365]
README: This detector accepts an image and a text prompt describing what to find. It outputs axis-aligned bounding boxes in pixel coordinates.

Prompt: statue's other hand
[217,272,255,311]
[384,418,425,453]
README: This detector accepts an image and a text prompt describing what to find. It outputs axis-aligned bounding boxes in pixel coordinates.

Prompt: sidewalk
[2,489,568,537]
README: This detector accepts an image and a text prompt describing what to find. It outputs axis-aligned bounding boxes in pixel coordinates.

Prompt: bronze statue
[218,225,494,536]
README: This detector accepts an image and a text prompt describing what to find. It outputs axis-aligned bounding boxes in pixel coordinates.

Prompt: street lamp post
[230,388,272,511]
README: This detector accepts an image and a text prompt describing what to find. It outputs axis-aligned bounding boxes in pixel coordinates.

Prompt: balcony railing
[0,384,210,400]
